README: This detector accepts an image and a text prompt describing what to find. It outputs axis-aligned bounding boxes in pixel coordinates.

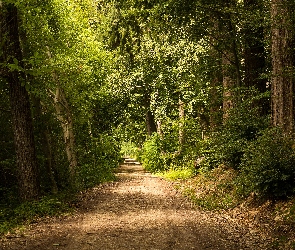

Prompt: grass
[184,166,240,210]
[160,162,295,249]
[182,186,237,210]
[161,164,240,210]
[156,167,195,181]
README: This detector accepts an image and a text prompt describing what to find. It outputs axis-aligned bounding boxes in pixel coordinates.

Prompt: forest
[1,0,295,240]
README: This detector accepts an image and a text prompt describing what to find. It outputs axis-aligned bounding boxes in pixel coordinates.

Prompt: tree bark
[222,50,236,121]
[46,47,77,186]
[178,98,185,150]
[32,96,58,194]
[54,86,77,182]
[208,18,223,129]
[156,120,164,139]
[220,1,241,122]
[244,0,268,115]
[144,93,157,136]
[271,0,295,134]
[0,3,40,201]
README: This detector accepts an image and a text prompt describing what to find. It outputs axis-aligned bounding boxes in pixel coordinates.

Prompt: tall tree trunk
[145,109,157,136]
[178,98,185,150]
[0,3,40,201]
[32,96,58,194]
[271,0,295,134]
[209,63,222,129]
[244,0,268,115]
[18,22,58,194]
[51,85,77,185]
[156,120,164,139]
[46,48,77,186]
[222,50,236,121]
[144,93,157,136]
[208,18,223,129]
[221,1,241,122]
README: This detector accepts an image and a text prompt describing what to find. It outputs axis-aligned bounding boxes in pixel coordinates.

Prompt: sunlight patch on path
[0,158,244,250]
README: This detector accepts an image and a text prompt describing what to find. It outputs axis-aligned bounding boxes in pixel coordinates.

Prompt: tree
[271,0,295,134]
[218,0,242,121]
[0,2,40,201]
[244,0,268,115]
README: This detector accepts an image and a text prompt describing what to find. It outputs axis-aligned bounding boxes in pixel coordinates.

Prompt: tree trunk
[156,120,164,139]
[221,2,241,122]
[144,94,157,136]
[208,18,223,129]
[209,65,222,129]
[50,86,77,186]
[32,96,58,194]
[222,51,236,121]
[145,109,157,136]
[0,3,40,201]
[178,98,185,150]
[271,0,295,134]
[244,0,268,115]
[46,48,77,186]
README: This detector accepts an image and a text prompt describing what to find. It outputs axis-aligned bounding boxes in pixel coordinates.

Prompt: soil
[0,159,278,249]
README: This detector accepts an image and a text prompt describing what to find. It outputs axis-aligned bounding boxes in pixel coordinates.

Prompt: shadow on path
[1,158,245,250]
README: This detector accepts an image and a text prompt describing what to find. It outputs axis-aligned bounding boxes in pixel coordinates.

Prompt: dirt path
[1,159,268,250]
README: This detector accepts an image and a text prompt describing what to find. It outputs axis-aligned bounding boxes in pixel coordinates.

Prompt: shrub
[200,100,269,170]
[158,166,195,180]
[77,134,120,189]
[0,194,72,235]
[238,128,295,198]
[141,134,165,172]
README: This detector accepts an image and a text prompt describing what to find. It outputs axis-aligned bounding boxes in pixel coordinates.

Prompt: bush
[77,134,120,189]
[158,166,195,180]
[0,194,72,235]
[239,128,295,198]
[141,134,165,172]
[200,101,269,170]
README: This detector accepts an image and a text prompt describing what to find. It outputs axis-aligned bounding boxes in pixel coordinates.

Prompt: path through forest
[1,159,269,250]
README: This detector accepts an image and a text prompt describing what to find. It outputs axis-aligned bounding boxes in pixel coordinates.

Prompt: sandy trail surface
[1,159,267,250]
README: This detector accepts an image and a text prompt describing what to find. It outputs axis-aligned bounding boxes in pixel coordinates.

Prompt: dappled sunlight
[114,185,165,196]
[81,208,199,232]
[0,160,266,250]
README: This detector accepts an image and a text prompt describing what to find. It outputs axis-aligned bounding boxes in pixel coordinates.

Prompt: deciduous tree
[0,1,40,201]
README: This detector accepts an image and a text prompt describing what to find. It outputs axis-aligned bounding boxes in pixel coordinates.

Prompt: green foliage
[0,194,72,235]
[158,166,195,180]
[238,128,295,198]
[175,166,239,210]
[200,92,269,170]
[183,188,236,210]
[1,0,293,236]
[120,141,140,158]
[141,134,165,172]
[77,134,120,189]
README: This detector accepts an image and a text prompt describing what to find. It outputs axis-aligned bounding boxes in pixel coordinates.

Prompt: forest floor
[0,159,293,249]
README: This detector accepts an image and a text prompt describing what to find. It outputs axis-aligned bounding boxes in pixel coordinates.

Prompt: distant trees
[1,0,295,203]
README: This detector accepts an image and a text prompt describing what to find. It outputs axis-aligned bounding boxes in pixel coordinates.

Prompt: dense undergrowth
[0,134,120,235]
[0,193,74,235]
[123,101,295,249]
[136,102,295,200]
